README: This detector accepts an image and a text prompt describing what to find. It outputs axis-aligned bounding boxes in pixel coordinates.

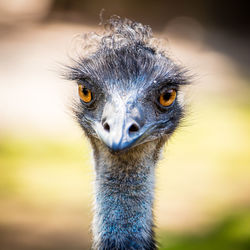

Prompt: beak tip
[109,140,129,152]
[95,121,143,153]
[99,134,137,153]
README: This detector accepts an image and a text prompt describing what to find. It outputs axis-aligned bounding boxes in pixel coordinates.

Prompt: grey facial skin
[65,16,190,250]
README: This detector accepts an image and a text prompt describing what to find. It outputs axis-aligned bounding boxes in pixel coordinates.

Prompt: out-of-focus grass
[0,135,93,249]
[159,209,250,250]
[0,135,93,203]
[0,95,249,249]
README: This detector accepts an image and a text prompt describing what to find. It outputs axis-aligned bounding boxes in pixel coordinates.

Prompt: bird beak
[94,101,145,152]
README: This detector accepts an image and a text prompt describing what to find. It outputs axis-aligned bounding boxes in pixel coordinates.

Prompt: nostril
[103,122,110,132]
[129,123,140,133]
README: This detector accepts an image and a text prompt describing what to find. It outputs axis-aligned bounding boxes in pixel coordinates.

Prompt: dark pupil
[82,88,89,96]
[163,91,172,101]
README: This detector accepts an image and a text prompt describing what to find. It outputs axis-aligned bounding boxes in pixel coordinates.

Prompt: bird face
[70,43,188,153]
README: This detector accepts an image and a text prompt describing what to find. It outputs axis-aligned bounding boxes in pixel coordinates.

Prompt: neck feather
[91,139,165,250]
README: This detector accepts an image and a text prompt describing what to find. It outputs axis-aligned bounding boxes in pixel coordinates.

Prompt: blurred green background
[0,1,249,249]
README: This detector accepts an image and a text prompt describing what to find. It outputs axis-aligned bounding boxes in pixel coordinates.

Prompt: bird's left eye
[78,85,92,103]
[159,89,176,107]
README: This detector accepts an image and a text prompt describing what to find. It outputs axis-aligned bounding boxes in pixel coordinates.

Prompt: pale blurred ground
[0,2,250,249]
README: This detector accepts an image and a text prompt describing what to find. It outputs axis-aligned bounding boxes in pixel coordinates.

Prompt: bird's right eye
[78,85,92,103]
[159,89,176,107]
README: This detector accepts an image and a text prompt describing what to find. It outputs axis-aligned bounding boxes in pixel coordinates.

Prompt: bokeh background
[0,1,249,249]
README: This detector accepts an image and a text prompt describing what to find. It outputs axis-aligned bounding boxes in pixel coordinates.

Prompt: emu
[65,17,190,250]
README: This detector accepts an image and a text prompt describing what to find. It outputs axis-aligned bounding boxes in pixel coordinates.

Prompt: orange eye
[159,89,176,107]
[78,85,92,103]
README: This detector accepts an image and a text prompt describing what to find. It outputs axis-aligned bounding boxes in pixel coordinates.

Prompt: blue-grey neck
[91,139,165,250]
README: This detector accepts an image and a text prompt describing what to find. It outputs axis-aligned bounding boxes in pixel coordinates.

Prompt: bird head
[66,17,190,153]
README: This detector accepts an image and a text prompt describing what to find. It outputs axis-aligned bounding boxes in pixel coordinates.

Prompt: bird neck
[91,140,164,250]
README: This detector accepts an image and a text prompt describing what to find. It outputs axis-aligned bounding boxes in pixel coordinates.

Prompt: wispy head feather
[63,16,191,89]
